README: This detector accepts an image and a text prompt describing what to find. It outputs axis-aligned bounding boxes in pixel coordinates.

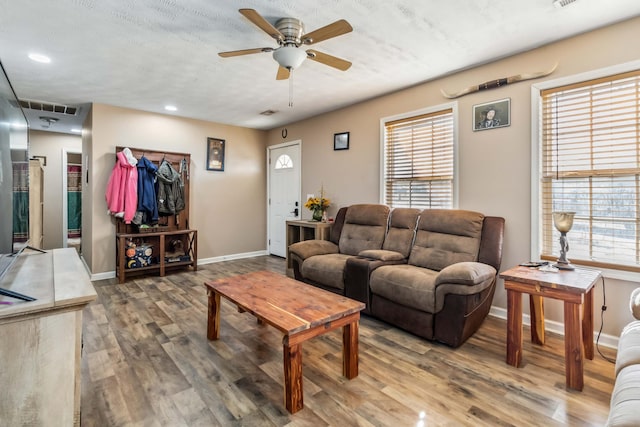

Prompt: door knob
[291,208,299,216]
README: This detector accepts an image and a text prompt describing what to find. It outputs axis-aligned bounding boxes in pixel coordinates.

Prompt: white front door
[268,141,301,257]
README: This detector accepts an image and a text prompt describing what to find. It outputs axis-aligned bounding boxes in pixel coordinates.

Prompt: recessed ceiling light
[28,53,51,63]
[165,105,177,112]
[71,128,82,133]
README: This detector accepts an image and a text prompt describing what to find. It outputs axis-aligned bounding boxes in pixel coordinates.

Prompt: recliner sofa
[289,204,505,347]
[289,204,389,294]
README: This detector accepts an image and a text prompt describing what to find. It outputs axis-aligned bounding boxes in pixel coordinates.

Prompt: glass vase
[312,208,323,221]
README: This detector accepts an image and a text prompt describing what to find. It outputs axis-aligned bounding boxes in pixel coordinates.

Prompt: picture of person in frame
[477,106,500,129]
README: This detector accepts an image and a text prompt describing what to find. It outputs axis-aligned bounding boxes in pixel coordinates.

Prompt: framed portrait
[473,98,511,131]
[334,132,350,150]
[206,137,225,171]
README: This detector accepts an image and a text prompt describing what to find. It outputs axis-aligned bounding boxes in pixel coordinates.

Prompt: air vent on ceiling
[18,99,78,116]
[553,0,577,8]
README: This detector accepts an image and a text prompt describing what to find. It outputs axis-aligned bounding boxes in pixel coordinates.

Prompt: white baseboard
[489,306,618,350]
[91,271,115,281]
[90,250,270,281]
[197,250,269,265]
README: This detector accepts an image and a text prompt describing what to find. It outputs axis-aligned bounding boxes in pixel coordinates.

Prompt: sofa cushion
[339,204,390,256]
[382,208,420,258]
[607,364,640,427]
[409,210,484,271]
[359,249,405,261]
[301,253,352,291]
[329,207,348,246]
[615,320,640,377]
[369,264,438,313]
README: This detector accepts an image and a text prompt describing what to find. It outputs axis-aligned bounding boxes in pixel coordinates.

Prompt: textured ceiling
[1,0,640,134]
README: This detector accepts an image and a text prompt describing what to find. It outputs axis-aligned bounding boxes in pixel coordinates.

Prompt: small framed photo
[206,137,225,171]
[334,132,350,150]
[473,98,511,131]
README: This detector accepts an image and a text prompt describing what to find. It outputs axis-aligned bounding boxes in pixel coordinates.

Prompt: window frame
[379,103,459,209]
[531,59,640,280]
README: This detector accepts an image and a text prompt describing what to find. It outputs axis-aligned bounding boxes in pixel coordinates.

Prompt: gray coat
[156,160,185,215]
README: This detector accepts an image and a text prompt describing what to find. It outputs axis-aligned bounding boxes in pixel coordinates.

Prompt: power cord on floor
[596,276,616,364]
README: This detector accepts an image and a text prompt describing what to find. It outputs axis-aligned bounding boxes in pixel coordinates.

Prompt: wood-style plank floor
[81,256,616,426]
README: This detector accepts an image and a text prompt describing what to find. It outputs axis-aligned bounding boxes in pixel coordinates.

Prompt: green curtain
[12,162,28,242]
[67,164,82,238]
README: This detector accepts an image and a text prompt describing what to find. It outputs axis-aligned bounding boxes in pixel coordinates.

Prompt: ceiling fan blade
[306,50,352,71]
[276,66,290,80]
[239,9,283,42]
[302,19,353,45]
[218,47,273,58]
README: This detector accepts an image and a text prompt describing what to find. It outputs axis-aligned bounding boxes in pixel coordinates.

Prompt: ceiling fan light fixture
[273,46,306,70]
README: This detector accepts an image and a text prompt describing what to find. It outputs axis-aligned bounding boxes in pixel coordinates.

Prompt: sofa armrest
[345,255,407,313]
[289,240,339,261]
[631,288,640,320]
[358,249,406,262]
[432,262,497,314]
[435,262,497,287]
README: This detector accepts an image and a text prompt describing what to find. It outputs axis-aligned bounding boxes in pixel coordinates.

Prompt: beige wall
[266,17,640,338]
[29,130,82,249]
[87,104,267,275]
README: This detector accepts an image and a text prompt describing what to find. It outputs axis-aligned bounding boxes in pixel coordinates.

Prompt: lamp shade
[273,46,307,70]
[553,211,575,233]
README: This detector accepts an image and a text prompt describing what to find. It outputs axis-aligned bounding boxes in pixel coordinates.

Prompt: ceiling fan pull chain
[289,70,294,107]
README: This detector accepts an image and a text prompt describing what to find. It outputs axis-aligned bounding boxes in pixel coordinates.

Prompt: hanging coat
[156,159,184,215]
[136,156,159,224]
[105,148,138,224]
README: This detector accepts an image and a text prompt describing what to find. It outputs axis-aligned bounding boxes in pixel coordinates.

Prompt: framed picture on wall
[473,98,511,131]
[206,137,225,171]
[334,132,349,150]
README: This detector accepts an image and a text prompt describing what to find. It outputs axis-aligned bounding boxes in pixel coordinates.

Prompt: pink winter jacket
[105,149,138,223]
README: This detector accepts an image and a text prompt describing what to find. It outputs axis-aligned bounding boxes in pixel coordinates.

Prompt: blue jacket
[136,156,158,223]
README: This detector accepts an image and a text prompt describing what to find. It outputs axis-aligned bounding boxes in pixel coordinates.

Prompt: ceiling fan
[219,9,353,80]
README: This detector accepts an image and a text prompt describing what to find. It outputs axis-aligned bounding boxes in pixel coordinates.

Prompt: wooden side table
[285,220,331,277]
[499,266,601,391]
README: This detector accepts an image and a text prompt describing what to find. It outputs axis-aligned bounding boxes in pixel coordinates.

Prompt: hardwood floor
[81,256,616,426]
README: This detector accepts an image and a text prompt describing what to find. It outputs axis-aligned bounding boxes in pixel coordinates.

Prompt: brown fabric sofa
[288,204,390,294]
[288,204,505,347]
[344,207,421,314]
[369,209,504,347]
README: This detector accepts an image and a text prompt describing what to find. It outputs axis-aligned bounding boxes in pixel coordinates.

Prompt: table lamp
[553,211,575,270]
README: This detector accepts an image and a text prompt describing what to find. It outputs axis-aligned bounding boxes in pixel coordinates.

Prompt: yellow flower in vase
[304,188,330,221]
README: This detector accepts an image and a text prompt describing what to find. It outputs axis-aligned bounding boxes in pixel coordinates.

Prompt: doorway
[267,141,301,258]
[62,149,82,253]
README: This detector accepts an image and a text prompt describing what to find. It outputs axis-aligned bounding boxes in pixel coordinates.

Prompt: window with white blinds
[383,108,454,209]
[540,70,640,271]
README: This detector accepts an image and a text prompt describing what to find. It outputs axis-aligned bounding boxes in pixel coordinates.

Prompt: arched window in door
[274,154,293,169]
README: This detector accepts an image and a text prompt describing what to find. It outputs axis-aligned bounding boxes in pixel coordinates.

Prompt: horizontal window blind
[384,109,454,208]
[540,70,640,270]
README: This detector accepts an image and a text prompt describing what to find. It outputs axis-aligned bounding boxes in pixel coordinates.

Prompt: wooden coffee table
[499,265,601,391]
[203,270,365,413]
